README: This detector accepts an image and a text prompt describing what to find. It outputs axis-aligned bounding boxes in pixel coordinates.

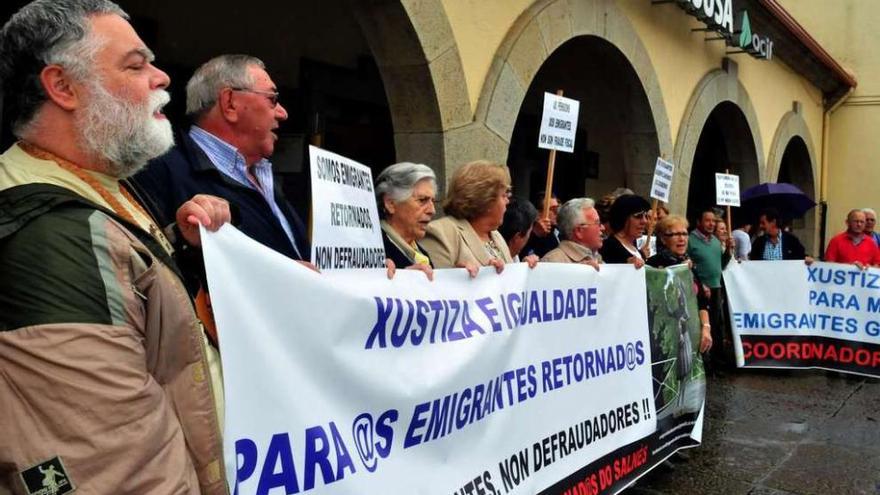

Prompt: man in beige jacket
[541,198,604,270]
[0,1,230,493]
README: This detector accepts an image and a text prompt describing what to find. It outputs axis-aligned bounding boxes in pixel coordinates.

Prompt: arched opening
[777,136,816,252]
[1,0,402,216]
[686,101,760,223]
[505,35,659,204]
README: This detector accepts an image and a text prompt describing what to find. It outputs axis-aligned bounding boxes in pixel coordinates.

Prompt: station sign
[673,0,773,60]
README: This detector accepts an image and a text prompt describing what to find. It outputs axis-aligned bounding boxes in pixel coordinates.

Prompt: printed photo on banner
[309,145,385,270]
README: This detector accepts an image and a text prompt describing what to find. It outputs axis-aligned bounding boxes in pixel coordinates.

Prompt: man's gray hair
[0,0,127,137]
[558,197,596,240]
[862,208,877,217]
[186,54,265,120]
[375,162,436,204]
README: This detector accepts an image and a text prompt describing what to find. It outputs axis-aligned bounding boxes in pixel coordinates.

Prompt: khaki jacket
[0,183,226,494]
[421,216,512,268]
[541,240,601,264]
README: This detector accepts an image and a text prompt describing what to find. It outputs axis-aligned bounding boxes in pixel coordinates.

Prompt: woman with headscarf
[421,160,513,273]
[375,162,436,270]
[599,194,651,267]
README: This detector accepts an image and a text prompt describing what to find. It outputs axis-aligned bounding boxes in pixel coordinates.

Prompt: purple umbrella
[740,182,816,222]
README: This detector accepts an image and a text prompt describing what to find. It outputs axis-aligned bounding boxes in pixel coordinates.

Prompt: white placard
[649,158,675,203]
[538,93,580,153]
[715,173,741,207]
[309,145,385,270]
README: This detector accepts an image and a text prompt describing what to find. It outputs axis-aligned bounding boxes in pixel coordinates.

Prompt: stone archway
[768,109,819,252]
[673,63,764,216]
[766,109,818,191]
[460,0,672,187]
[351,0,472,188]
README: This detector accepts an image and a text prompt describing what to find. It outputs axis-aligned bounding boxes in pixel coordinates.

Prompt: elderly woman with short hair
[375,162,437,271]
[421,160,513,273]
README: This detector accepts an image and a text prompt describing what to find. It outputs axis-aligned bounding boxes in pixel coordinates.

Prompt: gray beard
[77,82,174,178]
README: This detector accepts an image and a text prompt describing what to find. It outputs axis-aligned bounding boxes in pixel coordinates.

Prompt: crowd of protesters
[1,0,879,492]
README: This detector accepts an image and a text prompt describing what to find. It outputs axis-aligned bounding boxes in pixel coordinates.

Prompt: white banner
[538,93,580,153]
[714,173,740,206]
[649,158,674,203]
[203,226,657,495]
[724,260,880,377]
[309,145,385,270]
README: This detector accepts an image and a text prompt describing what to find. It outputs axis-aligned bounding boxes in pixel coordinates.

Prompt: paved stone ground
[626,369,880,495]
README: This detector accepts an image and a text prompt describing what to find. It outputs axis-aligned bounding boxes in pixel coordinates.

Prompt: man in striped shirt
[133,54,310,267]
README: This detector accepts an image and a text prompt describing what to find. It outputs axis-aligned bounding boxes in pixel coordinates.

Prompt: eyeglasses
[662,232,689,238]
[230,87,280,107]
[631,211,649,220]
[577,222,602,229]
[501,187,513,199]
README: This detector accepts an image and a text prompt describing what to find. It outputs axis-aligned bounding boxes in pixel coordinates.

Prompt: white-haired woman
[375,162,437,272]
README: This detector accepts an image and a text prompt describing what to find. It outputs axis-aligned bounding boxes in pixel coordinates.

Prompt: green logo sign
[739,11,752,48]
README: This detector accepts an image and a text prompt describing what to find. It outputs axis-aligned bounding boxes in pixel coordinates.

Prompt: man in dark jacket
[749,208,812,261]
[132,54,310,265]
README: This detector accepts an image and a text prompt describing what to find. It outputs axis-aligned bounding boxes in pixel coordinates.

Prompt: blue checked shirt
[762,235,783,260]
[189,126,301,258]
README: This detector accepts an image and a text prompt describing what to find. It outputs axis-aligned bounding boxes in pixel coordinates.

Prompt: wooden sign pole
[725,168,733,254]
[542,89,564,220]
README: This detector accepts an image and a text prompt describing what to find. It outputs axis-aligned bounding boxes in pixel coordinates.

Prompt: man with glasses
[541,197,603,270]
[133,54,310,266]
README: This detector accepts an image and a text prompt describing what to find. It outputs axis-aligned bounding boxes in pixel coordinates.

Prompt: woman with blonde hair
[421,160,514,273]
[647,214,712,354]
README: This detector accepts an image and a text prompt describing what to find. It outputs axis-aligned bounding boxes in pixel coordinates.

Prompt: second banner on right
[724,260,880,378]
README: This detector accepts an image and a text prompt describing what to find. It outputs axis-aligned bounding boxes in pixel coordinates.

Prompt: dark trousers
[705,286,732,371]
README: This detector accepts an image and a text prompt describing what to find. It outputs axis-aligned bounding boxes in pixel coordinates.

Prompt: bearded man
[0,1,230,493]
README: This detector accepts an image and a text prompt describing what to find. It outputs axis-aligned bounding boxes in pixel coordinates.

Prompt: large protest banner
[724,260,880,378]
[202,226,705,494]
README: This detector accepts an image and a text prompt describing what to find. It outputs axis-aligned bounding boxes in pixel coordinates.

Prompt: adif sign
[676,0,734,34]
[739,11,773,60]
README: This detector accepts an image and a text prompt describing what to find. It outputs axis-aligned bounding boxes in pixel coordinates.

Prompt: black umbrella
[740,182,816,223]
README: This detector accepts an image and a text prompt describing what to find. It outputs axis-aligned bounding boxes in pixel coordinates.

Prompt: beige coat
[541,240,601,264]
[421,216,513,268]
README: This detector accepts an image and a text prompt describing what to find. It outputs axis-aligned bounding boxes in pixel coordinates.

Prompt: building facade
[0,0,866,253]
